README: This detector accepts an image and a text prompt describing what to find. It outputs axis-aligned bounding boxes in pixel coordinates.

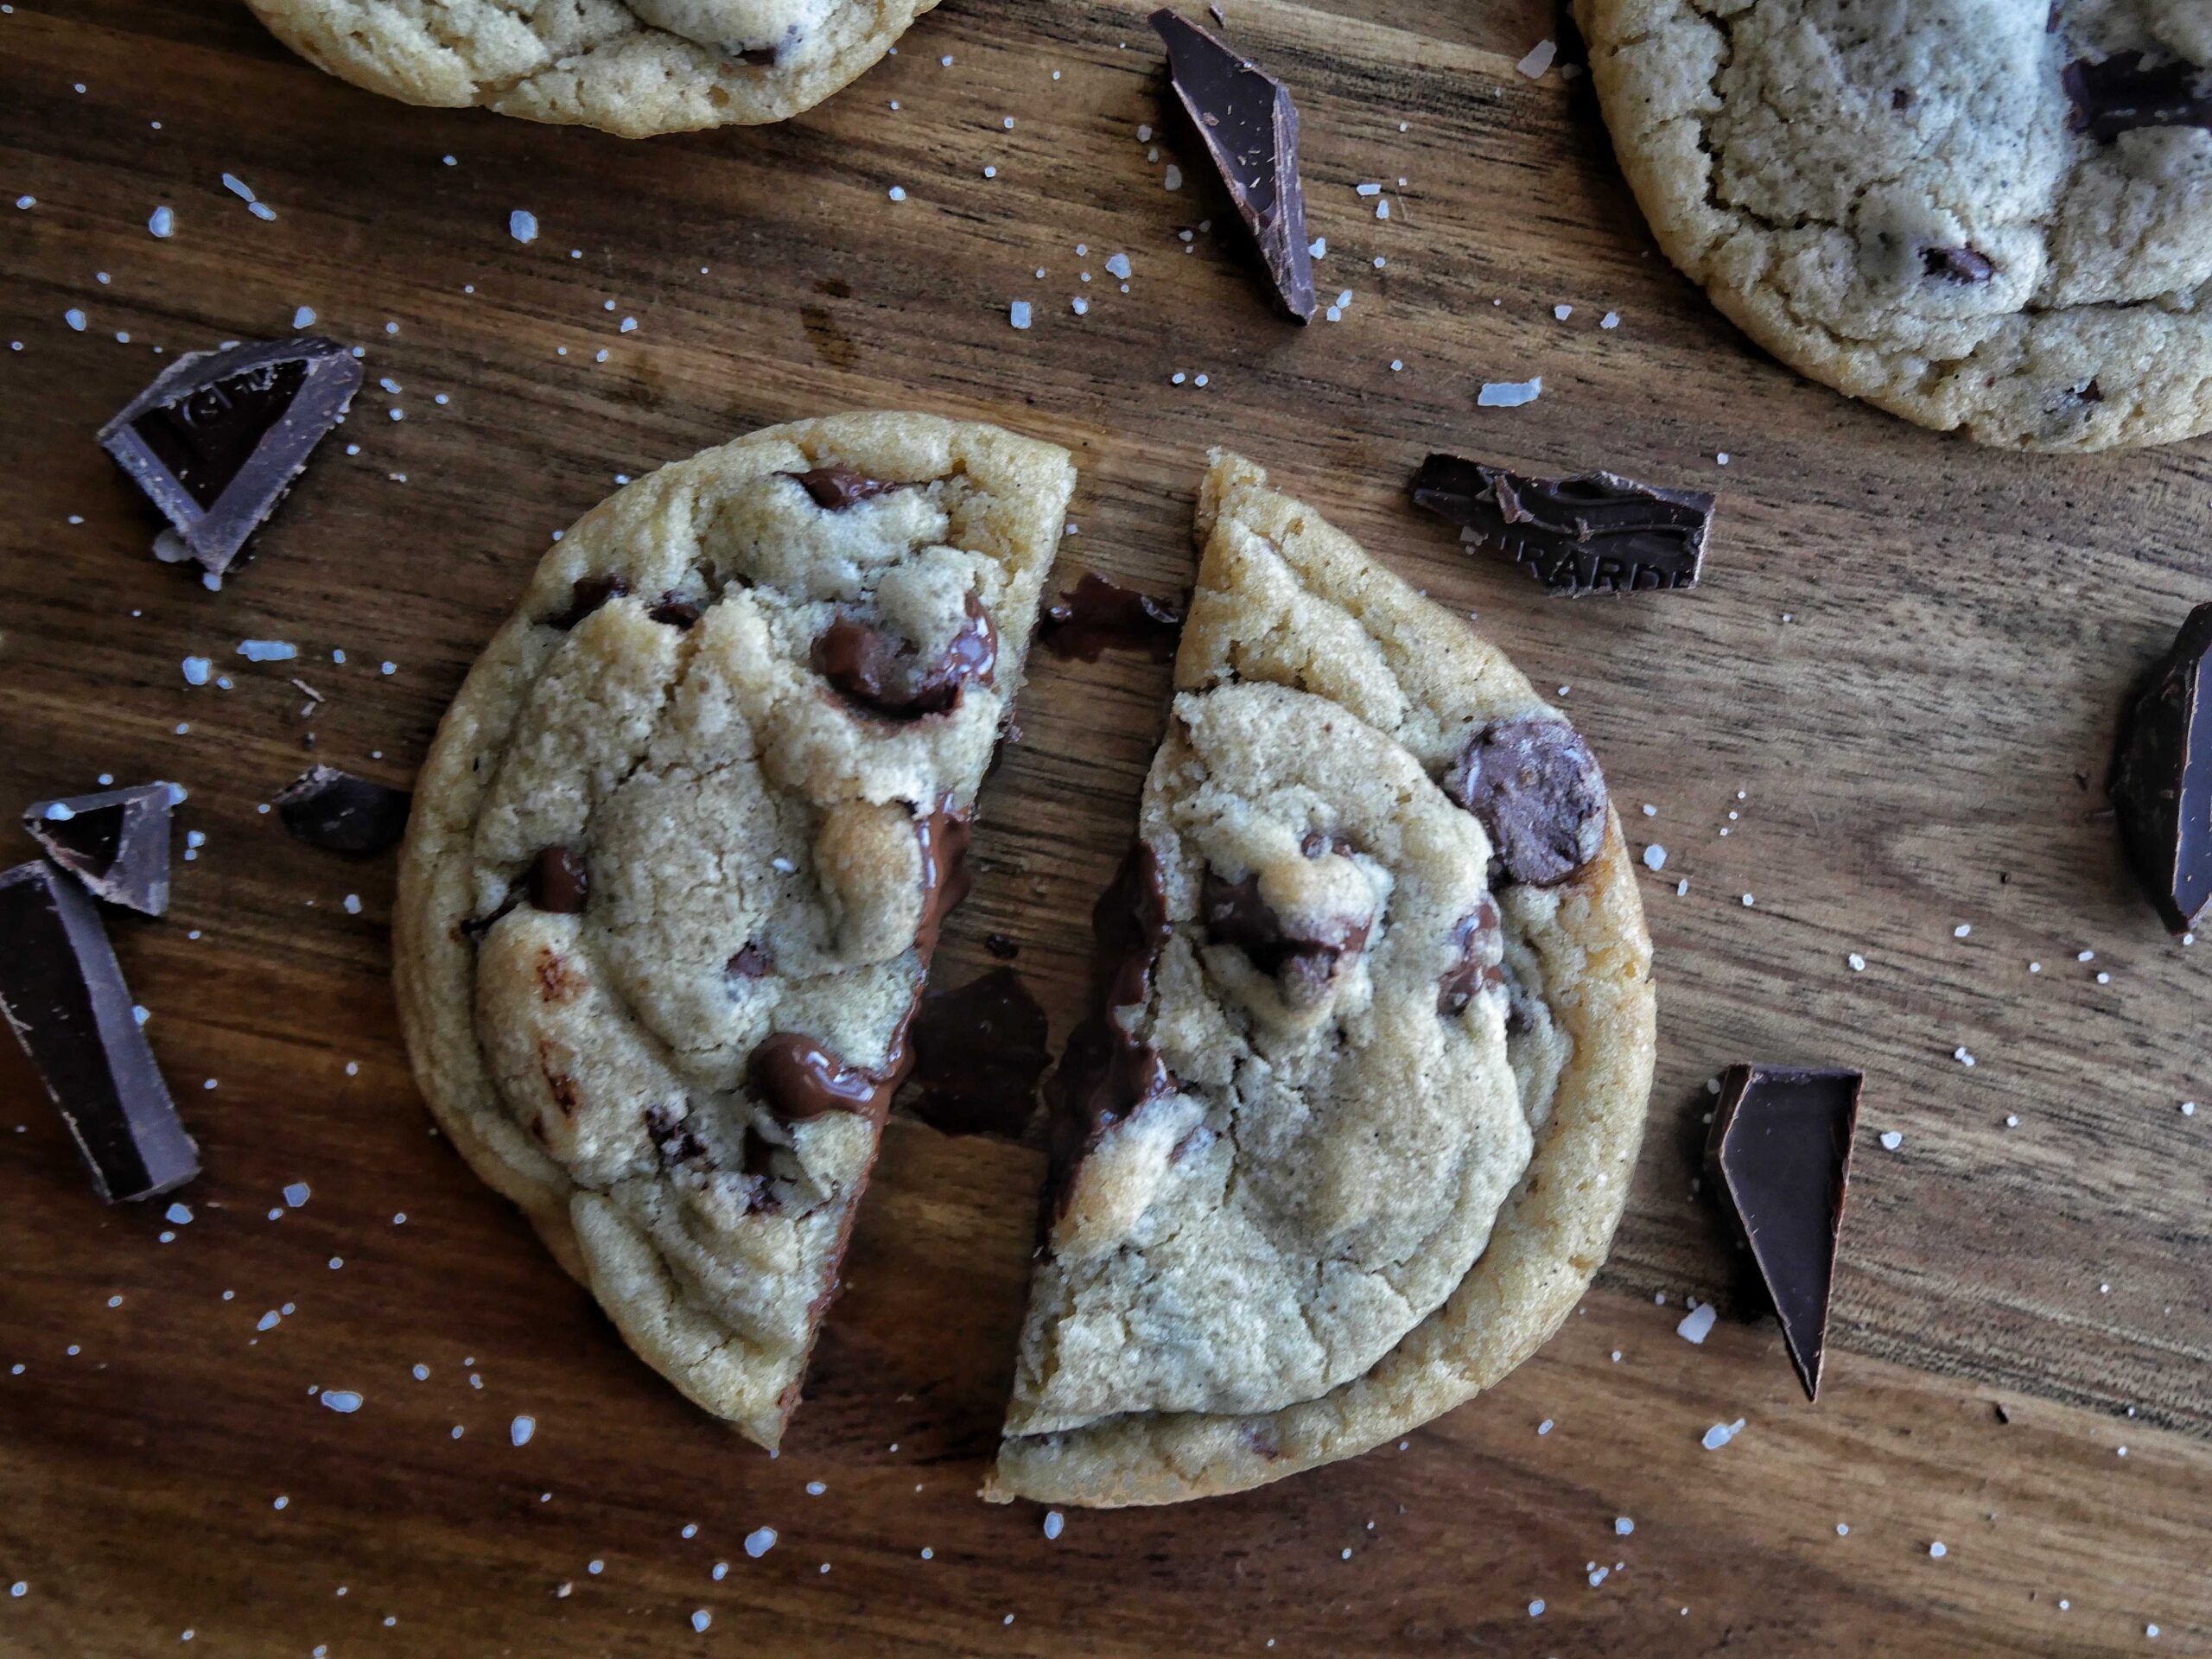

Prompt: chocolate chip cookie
[1577,0,2212,450]
[247,0,936,137]
[987,451,1656,1506]
[394,413,1075,1448]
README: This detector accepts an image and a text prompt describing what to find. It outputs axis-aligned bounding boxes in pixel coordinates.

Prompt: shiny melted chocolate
[786,466,897,511]
[908,967,1052,1137]
[1198,869,1369,1000]
[815,590,997,721]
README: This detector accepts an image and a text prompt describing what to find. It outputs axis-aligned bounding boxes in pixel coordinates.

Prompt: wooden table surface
[3,1,2209,1654]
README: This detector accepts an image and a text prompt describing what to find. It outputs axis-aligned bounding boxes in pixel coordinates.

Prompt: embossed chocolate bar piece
[22,782,176,916]
[1411,454,1714,596]
[2063,51,2212,142]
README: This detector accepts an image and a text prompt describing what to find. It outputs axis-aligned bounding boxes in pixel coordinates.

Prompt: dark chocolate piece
[547,574,628,631]
[99,336,362,577]
[786,467,897,511]
[985,932,1020,960]
[1043,842,1178,1220]
[1923,246,1996,283]
[1705,1064,1861,1403]
[2110,602,2212,933]
[815,590,997,721]
[524,846,588,913]
[907,967,1052,1137]
[2063,52,2212,142]
[272,766,411,856]
[22,783,175,916]
[727,943,772,980]
[1153,9,1316,322]
[1410,454,1714,597]
[0,860,198,1201]
[1436,897,1503,1015]
[749,1033,899,1123]
[1199,868,1369,1000]
[1443,716,1608,887]
[1039,573,1185,662]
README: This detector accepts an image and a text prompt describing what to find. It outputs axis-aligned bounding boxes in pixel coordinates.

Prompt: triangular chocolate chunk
[271,766,413,855]
[1152,9,1316,321]
[99,336,363,576]
[1705,1065,1860,1402]
[23,782,176,917]
[2111,603,2212,934]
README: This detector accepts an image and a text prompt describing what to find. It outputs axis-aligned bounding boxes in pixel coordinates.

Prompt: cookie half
[986,452,1655,1506]
[1576,0,2212,451]
[247,0,938,137]
[395,412,1074,1448]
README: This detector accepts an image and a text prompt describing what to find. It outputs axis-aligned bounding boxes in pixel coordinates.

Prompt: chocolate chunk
[1410,454,1714,597]
[1200,869,1369,1000]
[727,943,772,980]
[748,1033,899,1123]
[524,846,588,913]
[912,804,974,961]
[2110,603,2212,933]
[1436,897,1504,1016]
[786,467,897,511]
[547,574,628,631]
[643,1103,709,1164]
[1444,717,1609,887]
[271,766,411,856]
[2063,52,2212,142]
[1153,9,1316,322]
[815,590,997,721]
[907,967,1051,1137]
[1043,842,1178,1221]
[1705,1064,1861,1403]
[99,336,362,577]
[22,782,175,916]
[1299,830,1354,860]
[1923,246,1996,283]
[647,593,702,629]
[0,860,198,1201]
[1039,573,1185,662]
[985,932,1020,960]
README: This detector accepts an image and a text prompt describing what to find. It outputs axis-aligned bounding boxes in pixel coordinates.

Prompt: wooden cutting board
[3,2,2208,1653]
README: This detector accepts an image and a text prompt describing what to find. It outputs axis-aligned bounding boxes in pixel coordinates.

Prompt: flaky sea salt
[1676,1302,1717,1344]
[1516,39,1558,78]
[1701,1418,1745,1450]
[1477,377,1541,408]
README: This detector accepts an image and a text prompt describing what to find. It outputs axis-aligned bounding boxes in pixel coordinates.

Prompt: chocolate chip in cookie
[786,466,897,510]
[1443,717,1608,887]
[1436,898,1504,1016]
[1199,868,1370,1002]
[524,846,588,912]
[547,574,629,630]
[2062,51,2212,141]
[814,592,998,721]
[749,1033,897,1123]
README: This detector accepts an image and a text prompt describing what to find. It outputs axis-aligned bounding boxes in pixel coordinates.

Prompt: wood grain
[3,0,2209,1653]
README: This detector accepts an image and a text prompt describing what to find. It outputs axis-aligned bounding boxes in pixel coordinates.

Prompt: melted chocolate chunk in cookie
[1200,869,1369,1000]
[2063,51,2212,141]
[1443,717,1608,887]
[1923,245,1996,283]
[1436,897,1504,1016]
[1044,842,1177,1220]
[815,591,997,720]
[547,574,629,630]
[749,1033,899,1123]
[912,805,974,961]
[648,592,702,629]
[524,846,588,913]
[786,466,898,510]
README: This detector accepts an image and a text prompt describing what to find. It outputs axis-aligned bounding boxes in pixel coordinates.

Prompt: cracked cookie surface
[988,451,1655,1506]
[247,0,936,135]
[1577,0,2212,450]
[394,412,1073,1447]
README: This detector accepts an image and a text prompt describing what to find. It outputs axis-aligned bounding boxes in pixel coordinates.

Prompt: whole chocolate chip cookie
[247,0,937,136]
[1577,0,2212,450]
[394,413,1075,1448]
[987,451,1656,1506]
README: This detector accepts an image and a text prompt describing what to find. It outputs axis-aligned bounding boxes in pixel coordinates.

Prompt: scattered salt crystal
[181,655,213,685]
[1848,953,1866,971]
[1554,303,1572,321]
[1929,1541,1948,1559]
[509,209,537,243]
[165,1202,192,1224]
[1516,39,1558,78]
[293,305,315,329]
[1615,1517,1635,1535]
[1676,1302,1717,1344]
[1954,1046,1975,1066]
[149,206,175,238]
[690,1611,710,1632]
[284,1182,310,1207]
[1700,1418,1744,1450]
[744,1527,778,1558]
[512,1414,536,1446]
[64,308,86,331]
[1954,924,1972,938]
[1043,1510,1065,1540]
[1163,164,1184,191]
[1600,311,1620,328]
[320,1389,361,1413]
[1879,1131,1903,1151]
[1477,377,1541,408]
[238,639,296,662]
[1643,844,1667,872]
[1009,300,1033,330]
[220,173,256,202]
[1528,1599,1546,1617]
[1105,252,1132,279]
